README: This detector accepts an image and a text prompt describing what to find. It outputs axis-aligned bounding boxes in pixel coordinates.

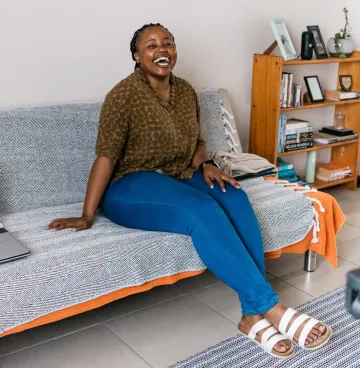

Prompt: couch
[0,88,345,338]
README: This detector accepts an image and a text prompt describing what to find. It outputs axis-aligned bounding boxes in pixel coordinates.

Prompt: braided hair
[130,23,174,70]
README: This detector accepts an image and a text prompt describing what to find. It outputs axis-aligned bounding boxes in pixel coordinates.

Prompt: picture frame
[306,25,328,59]
[270,20,297,61]
[304,76,325,102]
[339,74,353,92]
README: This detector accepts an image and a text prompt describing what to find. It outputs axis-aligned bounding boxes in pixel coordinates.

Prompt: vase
[327,37,355,57]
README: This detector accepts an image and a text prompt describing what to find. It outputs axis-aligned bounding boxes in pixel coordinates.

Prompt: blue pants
[100,170,279,315]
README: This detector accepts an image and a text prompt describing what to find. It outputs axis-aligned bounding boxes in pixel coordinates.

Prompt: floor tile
[106,294,237,368]
[0,311,99,358]
[193,282,242,324]
[337,236,360,266]
[323,186,360,203]
[265,253,302,269]
[0,324,150,368]
[193,277,313,325]
[93,284,186,322]
[336,223,360,243]
[269,278,313,308]
[266,255,356,297]
[337,198,360,227]
[176,269,221,293]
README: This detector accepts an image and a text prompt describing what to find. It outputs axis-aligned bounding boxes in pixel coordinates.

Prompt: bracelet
[199,159,219,171]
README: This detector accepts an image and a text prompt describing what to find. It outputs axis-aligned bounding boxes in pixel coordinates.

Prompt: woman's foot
[239,315,292,353]
[264,303,327,346]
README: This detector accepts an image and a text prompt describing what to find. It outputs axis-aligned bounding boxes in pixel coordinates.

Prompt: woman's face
[135,26,177,79]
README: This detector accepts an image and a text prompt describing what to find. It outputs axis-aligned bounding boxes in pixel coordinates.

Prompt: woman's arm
[47,156,117,231]
[192,145,240,192]
[191,144,209,168]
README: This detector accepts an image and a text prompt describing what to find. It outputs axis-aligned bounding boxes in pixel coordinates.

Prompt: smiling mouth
[153,56,170,67]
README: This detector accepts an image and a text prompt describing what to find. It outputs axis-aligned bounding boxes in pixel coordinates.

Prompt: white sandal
[238,319,294,359]
[278,307,332,350]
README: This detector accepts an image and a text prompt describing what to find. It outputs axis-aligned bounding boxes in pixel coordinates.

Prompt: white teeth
[154,56,169,64]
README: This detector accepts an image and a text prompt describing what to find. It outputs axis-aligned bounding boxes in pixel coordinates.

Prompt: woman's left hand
[203,164,240,192]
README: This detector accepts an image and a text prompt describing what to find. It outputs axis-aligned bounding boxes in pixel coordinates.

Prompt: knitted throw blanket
[239,177,317,251]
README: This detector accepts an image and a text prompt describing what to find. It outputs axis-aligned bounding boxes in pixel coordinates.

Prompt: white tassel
[297,188,317,193]
[309,197,325,213]
[311,219,320,243]
[270,179,323,243]
[222,116,237,133]
[221,106,234,119]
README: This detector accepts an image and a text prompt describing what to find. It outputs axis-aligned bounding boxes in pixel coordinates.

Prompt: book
[315,173,351,182]
[279,74,302,108]
[317,169,352,179]
[323,89,360,101]
[278,169,297,179]
[321,126,354,137]
[284,141,313,152]
[313,132,359,144]
[316,161,350,174]
[276,157,293,171]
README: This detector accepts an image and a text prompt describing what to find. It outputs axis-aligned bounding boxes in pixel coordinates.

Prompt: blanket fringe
[267,179,324,244]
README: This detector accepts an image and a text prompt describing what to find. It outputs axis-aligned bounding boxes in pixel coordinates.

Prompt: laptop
[0,224,31,264]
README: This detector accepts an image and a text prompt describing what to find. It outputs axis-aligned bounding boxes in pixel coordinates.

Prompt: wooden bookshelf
[278,139,359,157]
[249,52,360,190]
[307,176,355,190]
[284,56,360,65]
[280,98,360,112]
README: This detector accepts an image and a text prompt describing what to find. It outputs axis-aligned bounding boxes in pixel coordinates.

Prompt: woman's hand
[203,164,240,192]
[47,215,94,232]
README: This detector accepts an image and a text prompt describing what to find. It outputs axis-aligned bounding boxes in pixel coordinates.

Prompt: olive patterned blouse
[95,68,205,182]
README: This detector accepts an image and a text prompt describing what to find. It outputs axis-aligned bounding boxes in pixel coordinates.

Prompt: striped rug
[170,287,360,368]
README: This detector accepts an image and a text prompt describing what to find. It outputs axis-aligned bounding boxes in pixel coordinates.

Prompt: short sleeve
[95,91,129,159]
[194,91,206,147]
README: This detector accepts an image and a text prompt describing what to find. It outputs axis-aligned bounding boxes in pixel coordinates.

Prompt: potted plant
[327,7,355,58]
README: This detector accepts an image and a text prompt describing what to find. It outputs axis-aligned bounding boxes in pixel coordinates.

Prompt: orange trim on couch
[0,270,205,338]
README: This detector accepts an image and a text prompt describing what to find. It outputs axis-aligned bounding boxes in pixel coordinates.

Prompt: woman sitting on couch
[48,23,331,359]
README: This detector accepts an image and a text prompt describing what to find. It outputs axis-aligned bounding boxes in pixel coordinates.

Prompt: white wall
[349,0,360,45]
[1,0,349,153]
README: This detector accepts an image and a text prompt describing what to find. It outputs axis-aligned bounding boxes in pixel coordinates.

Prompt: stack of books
[280,72,302,108]
[276,158,299,182]
[315,161,352,182]
[324,90,360,101]
[278,117,313,153]
[313,126,359,144]
[313,131,359,144]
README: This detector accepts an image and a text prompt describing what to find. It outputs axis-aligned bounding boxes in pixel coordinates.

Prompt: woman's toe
[309,332,317,341]
[318,323,326,334]
[275,343,287,353]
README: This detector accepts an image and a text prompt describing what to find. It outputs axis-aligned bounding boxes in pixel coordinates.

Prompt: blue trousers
[100,170,279,315]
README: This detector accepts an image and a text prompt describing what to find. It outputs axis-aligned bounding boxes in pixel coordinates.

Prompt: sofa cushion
[0,202,206,335]
[0,89,232,214]
[0,103,101,213]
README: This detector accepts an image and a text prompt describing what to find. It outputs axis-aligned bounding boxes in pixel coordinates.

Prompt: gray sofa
[0,89,317,337]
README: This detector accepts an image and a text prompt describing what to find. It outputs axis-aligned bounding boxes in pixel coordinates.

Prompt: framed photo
[270,20,297,61]
[339,74,353,92]
[306,25,328,59]
[304,76,324,102]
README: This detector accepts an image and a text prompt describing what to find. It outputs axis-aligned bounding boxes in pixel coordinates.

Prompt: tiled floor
[1,185,360,368]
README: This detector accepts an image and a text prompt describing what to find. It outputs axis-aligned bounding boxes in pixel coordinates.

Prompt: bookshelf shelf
[277,139,359,157]
[280,98,360,112]
[284,56,360,65]
[307,176,355,190]
[249,52,360,191]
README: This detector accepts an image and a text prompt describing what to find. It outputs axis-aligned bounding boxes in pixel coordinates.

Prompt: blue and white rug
[170,287,360,368]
